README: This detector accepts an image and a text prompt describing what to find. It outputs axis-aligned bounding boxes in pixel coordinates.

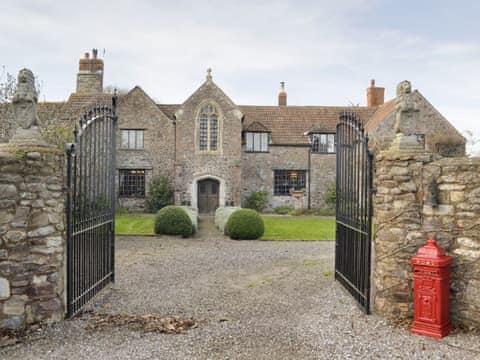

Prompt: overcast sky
[1,0,479,136]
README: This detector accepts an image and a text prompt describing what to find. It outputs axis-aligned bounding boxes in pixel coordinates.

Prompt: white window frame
[245,132,269,152]
[121,129,144,150]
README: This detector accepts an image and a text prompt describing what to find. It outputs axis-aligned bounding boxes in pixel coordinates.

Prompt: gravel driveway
[1,218,479,359]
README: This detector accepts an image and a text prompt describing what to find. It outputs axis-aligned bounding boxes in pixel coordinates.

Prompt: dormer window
[311,133,336,153]
[198,103,219,151]
[245,132,269,152]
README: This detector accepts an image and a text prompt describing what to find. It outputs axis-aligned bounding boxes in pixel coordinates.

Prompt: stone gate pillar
[372,133,436,320]
[0,69,66,329]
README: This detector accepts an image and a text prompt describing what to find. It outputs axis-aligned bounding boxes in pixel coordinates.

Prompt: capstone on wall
[241,145,336,209]
[0,146,66,329]
[373,150,480,328]
[174,80,243,207]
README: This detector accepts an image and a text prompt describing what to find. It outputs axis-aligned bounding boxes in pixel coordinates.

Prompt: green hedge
[226,209,264,240]
[154,205,193,237]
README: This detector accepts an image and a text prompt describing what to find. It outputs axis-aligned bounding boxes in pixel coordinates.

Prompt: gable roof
[245,121,270,132]
[365,98,396,133]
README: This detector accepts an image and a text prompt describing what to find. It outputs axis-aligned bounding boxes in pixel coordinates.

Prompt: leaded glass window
[119,169,145,197]
[198,103,219,151]
[274,170,306,196]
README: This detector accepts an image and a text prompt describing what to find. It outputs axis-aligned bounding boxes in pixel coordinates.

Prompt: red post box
[411,237,452,338]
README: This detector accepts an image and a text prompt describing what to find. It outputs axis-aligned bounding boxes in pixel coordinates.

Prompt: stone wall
[0,145,65,329]
[373,148,480,328]
[174,79,243,208]
[241,145,336,209]
[116,87,176,211]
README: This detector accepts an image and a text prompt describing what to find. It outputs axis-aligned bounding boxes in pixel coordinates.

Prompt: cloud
[0,0,478,132]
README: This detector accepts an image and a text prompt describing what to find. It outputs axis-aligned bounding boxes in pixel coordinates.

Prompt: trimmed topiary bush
[154,205,193,237]
[226,209,264,240]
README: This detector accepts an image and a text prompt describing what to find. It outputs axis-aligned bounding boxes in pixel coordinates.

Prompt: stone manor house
[0,50,466,213]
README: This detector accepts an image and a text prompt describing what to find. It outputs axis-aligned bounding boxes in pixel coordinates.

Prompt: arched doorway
[197,178,220,214]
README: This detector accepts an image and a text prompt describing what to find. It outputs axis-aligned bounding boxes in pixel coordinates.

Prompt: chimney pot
[366,79,384,107]
[92,48,98,59]
[84,52,90,59]
[278,81,287,106]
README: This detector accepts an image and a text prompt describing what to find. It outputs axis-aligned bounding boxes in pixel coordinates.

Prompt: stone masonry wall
[242,146,336,209]
[174,80,243,208]
[0,145,65,329]
[374,150,480,328]
[116,87,175,211]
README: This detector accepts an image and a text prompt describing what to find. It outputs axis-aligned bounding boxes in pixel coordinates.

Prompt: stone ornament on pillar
[388,80,424,153]
[8,68,47,147]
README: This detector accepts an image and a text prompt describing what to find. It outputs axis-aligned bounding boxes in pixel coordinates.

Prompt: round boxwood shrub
[226,209,264,240]
[154,205,193,237]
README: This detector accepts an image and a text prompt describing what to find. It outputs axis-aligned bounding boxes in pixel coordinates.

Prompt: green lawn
[116,214,155,235]
[261,215,335,240]
[115,213,335,240]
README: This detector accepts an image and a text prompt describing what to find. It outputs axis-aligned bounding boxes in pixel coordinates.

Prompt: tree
[0,66,42,103]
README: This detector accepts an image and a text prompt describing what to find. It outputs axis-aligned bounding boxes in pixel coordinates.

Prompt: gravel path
[1,217,479,359]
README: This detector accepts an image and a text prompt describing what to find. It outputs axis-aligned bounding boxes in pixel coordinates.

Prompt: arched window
[198,103,219,151]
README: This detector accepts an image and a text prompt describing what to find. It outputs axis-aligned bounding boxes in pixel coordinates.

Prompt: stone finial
[206,68,212,81]
[12,68,39,130]
[394,80,419,135]
[8,68,48,146]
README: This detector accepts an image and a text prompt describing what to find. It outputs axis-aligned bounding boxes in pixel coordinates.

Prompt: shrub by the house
[244,190,269,212]
[226,209,264,240]
[146,176,174,213]
[273,205,293,215]
[154,205,193,237]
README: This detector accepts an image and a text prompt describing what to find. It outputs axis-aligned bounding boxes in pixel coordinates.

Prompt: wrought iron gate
[66,98,117,318]
[335,111,373,313]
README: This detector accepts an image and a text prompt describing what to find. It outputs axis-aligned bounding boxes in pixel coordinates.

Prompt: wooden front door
[198,179,220,214]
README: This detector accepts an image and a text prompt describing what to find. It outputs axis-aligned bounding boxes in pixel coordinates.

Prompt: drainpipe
[308,146,311,209]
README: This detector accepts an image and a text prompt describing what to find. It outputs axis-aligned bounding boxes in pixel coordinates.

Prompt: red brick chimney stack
[76,49,104,94]
[278,81,287,106]
[366,79,385,107]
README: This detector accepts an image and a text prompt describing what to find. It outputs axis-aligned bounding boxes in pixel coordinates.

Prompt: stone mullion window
[273,170,306,195]
[197,103,219,152]
[119,169,146,198]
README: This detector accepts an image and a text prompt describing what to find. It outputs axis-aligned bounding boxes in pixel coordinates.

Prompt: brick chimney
[366,79,384,107]
[76,49,104,94]
[278,81,287,106]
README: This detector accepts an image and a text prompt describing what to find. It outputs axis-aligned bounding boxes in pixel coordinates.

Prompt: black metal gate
[66,98,117,318]
[335,111,373,313]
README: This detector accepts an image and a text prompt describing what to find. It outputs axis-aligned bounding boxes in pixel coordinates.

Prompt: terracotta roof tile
[238,105,377,145]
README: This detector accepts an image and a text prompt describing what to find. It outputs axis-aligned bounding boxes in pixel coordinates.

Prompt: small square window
[311,133,336,153]
[245,132,269,152]
[121,129,144,149]
[119,169,145,198]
